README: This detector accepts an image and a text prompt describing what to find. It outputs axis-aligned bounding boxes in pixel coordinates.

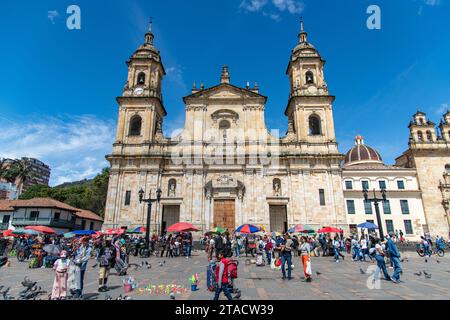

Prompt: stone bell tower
[284,18,338,153]
[114,19,167,145]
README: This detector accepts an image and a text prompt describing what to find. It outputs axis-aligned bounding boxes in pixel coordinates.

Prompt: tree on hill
[20,168,110,217]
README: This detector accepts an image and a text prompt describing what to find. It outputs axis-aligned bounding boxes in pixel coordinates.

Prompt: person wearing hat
[386,231,402,283]
[51,250,70,300]
[97,238,116,292]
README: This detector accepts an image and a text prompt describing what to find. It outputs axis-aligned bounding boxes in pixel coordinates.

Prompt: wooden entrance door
[214,200,235,232]
[162,205,180,232]
[269,205,287,233]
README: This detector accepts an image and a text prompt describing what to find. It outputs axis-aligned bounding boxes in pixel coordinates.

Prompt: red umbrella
[25,226,56,234]
[167,222,199,232]
[2,229,17,238]
[103,228,124,235]
[317,226,342,234]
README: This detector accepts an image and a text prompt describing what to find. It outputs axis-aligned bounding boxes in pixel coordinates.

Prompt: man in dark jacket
[97,239,116,292]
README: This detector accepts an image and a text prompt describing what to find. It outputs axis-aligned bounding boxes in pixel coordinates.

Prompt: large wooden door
[162,205,180,231]
[214,200,235,232]
[269,205,287,233]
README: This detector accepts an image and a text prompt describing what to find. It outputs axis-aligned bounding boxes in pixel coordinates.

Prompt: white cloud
[240,0,269,12]
[239,0,304,20]
[436,103,449,115]
[0,114,115,186]
[272,0,304,14]
[47,10,59,24]
[424,0,441,6]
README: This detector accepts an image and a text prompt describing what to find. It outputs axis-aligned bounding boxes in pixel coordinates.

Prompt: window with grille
[400,200,410,214]
[346,200,355,214]
[364,200,372,214]
[404,220,413,234]
[125,191,131,206]
[319,189,325,206]
[382,200,391,214]
[385,220,394,234]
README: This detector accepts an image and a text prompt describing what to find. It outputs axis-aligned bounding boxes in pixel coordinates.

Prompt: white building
[342,136,427,241]
[0,198,103,233]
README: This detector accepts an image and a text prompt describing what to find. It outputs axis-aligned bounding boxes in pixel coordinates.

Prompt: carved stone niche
[211,109,239,124]
[205,176,245,200]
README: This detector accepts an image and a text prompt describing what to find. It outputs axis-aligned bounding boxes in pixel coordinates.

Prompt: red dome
[343,136,383,166]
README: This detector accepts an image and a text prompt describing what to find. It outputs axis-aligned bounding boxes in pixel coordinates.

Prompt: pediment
[183,83,266,102]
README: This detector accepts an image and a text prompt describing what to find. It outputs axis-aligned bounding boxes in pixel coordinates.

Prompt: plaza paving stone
[1,250,450,300]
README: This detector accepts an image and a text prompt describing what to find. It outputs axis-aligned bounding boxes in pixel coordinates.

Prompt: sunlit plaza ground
[1,250,450,300]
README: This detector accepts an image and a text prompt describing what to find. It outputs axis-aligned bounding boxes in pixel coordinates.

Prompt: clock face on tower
[133,87,144,96]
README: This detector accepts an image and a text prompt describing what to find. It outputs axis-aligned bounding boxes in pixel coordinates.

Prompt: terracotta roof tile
[0,198,103,222]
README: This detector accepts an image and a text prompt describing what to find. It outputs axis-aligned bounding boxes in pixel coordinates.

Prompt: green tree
[19,167,110,218]
[6,159,36,194]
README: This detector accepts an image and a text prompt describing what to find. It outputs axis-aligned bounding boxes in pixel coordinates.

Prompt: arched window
[129,115,142,136]
[308,115,321,135]
[417,131,424,141]
[137,72,146,85]
[219,120,231,130]
[305,71,314,84]
[426,130,432,141]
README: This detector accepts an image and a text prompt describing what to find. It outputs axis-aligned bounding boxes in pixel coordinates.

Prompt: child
[51,250,70,300]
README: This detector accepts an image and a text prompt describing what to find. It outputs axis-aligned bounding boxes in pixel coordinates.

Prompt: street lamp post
[138,188,162,252]
[363,188,387,240]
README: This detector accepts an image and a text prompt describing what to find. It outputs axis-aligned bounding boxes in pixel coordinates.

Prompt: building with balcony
[0,198,103,233]
[342,136,427,241]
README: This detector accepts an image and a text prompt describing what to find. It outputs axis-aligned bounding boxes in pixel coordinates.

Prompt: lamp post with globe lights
[138,187,162,253]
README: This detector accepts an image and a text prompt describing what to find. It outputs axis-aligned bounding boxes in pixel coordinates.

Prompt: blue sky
[0,0,449,186]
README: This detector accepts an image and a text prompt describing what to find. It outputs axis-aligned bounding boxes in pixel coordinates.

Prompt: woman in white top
[299,236,312,282]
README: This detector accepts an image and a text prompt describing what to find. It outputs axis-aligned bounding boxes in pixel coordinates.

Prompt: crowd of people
[0,227,448,300]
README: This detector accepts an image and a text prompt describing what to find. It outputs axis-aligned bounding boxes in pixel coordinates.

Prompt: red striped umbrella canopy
[2,229,18,238]
[317,227,342,234]
[103,228,126,235]
[235,224,260,234]
[25,225,56,234]
[167,222,199,232]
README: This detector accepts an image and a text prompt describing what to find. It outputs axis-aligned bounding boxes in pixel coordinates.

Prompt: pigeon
[163,260,166,264]
[316,271,322,275]
[233,291,242,300]
[147,264,151,269]
[92,263,97,268]
[170,292,175,300]
[141,262,145,267]
[124,296,133,300]
[423,270,430,276]
[105,294,113,300]
[360,267,366,274]
[436,260,441,264]
[425,274,432,279]
[159,262,163,267]
[425,259,428,263]
[414,271,422,276]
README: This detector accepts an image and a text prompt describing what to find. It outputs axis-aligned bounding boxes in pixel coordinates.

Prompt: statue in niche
[168,180,176,197]
[273,179,281,197]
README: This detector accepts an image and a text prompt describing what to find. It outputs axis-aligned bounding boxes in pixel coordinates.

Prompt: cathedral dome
[343,136,383,167]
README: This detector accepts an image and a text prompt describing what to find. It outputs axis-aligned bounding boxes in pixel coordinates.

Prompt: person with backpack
[97,239,116,292]
[213,251,233,300]
[279,234,293,280]
[264,236,273,265]
[215,233,224,259]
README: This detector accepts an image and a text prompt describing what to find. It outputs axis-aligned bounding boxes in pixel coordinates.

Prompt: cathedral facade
[103,20,450,238]
[103,20,348,235]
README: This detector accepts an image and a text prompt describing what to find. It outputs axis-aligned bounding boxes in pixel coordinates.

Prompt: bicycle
[416,244,444,257]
